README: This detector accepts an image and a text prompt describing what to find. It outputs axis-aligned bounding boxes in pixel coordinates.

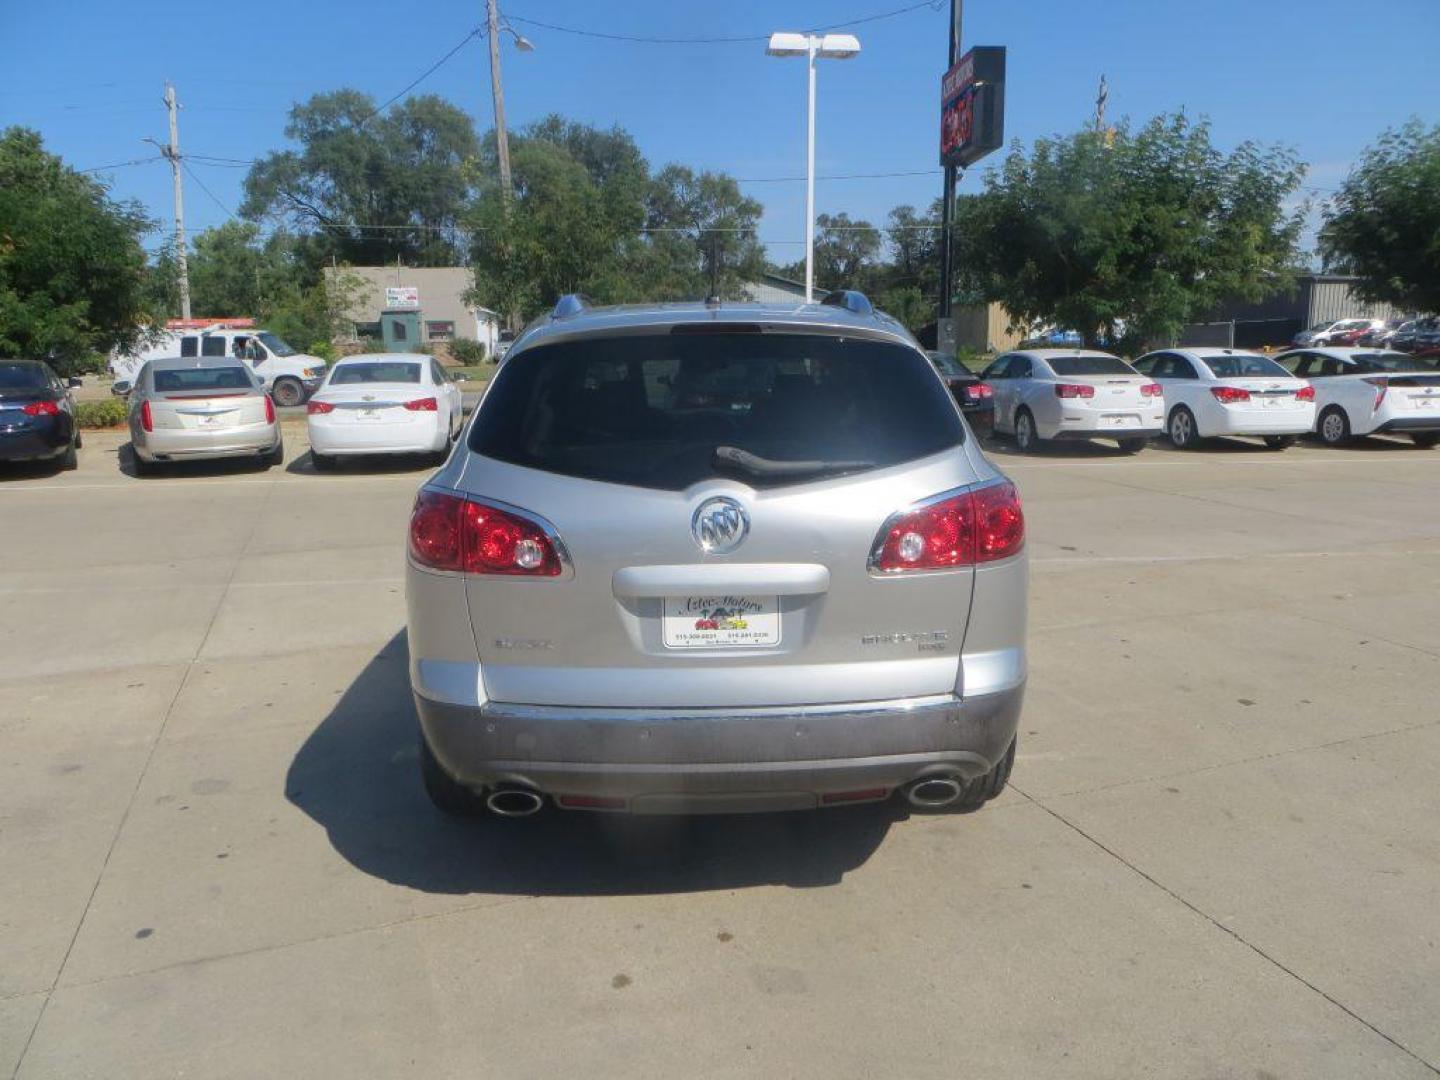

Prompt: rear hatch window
[1047,356,1135,376]
[469,332,964,490]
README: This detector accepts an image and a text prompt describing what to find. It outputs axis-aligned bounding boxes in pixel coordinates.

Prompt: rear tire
[130,446,155,477]
[955,737,1017,811]
[74,430,83,450]
[1263,434,1297,450]
[271,378,304,409]
[1318,406,1351,446]
[59,441,78,471]
[1013,409,1040,453]
[1117,437,1148,454]
[310,450,336,472]
[419,733,488,818]
[1167,406,1199,449]
[261,440,284,469]
[1411,433,1440,449]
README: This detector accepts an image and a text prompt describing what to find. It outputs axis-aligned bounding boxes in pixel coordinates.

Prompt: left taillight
[1210,386,1251,404]
[140,399,153,432]
[306,400,334,415]
[21,401,60,416]
[871,481,1025,573]
[264,395,276,423]
[409,491,564,576]
[1363,376,1388,411]
[404,397,439,412]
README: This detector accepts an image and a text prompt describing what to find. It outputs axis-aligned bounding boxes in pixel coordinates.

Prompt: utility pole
[1094,74,1109,134]
[937,0,962,326]
[162,82,192,321]
[486,0,513,201]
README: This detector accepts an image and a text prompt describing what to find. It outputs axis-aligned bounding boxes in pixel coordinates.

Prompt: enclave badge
[691,497,749,554]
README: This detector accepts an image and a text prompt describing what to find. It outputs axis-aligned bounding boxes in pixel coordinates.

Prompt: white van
[112,327,328,406]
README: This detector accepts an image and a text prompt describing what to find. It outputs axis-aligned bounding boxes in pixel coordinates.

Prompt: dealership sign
[940,46,1006,168]
[385,286,420,309]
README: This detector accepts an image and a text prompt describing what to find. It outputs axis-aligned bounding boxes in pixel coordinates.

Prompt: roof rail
[819,290,874,317]
[551,294,592,320]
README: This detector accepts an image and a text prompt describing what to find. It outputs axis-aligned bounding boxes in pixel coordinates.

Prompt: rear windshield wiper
[712,445,874,479]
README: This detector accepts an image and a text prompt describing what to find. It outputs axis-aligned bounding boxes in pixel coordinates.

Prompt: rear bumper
[308,416,443,455]
[415,684,1024,814]
[1204,408,1315,436]
[0,422,70,461]
[1374,417,1440,434]
[138,423,279,462]
[1051,426,1162,441]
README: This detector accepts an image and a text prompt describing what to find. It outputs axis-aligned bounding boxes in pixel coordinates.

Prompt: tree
[0,127,155,374]
[1320,120,1440,313]
[885,202,941,301]
[952,114,1307,351]
[241,91,480,269]
[778,213,884,292]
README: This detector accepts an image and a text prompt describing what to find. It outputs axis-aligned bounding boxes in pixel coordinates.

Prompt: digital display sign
[940,46,1006,168]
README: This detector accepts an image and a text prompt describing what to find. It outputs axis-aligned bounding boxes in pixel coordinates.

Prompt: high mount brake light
[409,491,563,576]
[871,482,1025,573]
[1211,386,1251,403]
[1054,383,1095,399]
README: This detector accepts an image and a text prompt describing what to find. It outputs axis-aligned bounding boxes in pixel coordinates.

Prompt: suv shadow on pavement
[286,632,900,896]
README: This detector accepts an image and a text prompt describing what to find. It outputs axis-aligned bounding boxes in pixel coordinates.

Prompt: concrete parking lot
[3,425,1439,1079]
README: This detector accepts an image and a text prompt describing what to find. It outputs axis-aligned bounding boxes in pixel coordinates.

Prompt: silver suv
[405,293,1027,818]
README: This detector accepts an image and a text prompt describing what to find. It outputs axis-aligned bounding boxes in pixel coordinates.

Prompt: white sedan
[306,354,464,470]
[981,349,1164,453]
[1275,348,1440,448]
[1132,348,1316,450]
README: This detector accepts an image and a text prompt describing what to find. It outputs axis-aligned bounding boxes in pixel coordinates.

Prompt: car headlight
[305,367,326,378]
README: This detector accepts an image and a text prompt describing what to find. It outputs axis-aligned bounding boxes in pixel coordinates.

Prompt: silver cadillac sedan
[407,293,1027,818]
[127,356,283,474]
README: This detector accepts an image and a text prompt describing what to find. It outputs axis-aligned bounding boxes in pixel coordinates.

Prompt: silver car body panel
[128,356,280,462]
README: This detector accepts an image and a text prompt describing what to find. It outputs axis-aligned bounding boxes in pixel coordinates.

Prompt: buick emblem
[692,497,749,554]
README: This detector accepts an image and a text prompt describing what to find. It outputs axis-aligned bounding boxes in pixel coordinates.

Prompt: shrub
[308,340,337,362]
[75,399,128,428]
[448,337,487,365]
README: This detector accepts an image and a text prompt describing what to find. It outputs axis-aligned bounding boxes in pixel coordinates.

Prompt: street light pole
[162,82,191,321]
[766,32,861,304]
[486,0,513,201]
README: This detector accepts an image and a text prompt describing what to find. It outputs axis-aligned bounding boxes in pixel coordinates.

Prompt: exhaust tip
[485,787,545,818]
[905,776,963,809]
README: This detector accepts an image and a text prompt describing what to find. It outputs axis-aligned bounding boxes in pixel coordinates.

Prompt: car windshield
[1201,354,1291,378]
[927,352,967,377]
[0,362,48,390]
[1350,352,1437,373]
[470,332,964,491]
[153,367,254,392]
[330,362,423,384]
[256,332,297,357]
[1046,356,1134,376]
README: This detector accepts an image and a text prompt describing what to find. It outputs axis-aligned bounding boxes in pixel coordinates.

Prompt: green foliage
[448,337,487,365]
[1320,120,1440,313]
[952,114,1307,351]
[308,340,337,362]
[876,285,930,333]
[955,346,989,372]
[241,91,480,268]
[75,399,128,428]
[0,127,155,375]
[776,213,885,293]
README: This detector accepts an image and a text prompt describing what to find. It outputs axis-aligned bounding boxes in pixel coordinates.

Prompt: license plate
[662,595,780,649]
[1103,415,1135,426]
[199,414,221,426]
[1265,396,1287,408]
[359,408,382,420]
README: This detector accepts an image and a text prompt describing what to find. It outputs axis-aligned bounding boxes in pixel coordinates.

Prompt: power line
[182,161,236,218]
[738,168,941,183]
[364,26,484,122]
[506,0,943,45]
[78,154,165,174]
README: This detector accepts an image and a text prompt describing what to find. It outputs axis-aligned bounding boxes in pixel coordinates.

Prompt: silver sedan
[127,356,283,475]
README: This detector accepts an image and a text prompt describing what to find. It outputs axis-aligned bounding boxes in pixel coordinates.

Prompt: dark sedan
[0,360,81,470]
[927,350,995,438]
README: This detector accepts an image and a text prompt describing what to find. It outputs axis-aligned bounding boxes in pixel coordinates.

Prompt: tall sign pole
[937,0,962,325]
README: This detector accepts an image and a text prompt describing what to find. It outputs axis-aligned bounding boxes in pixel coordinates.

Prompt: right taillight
[140,399,153,432]
[1054,383,1095,399]
[964,382,994,401]
[871,481,1024,573]
[1295,384,1315,402]
[409,490,564,576]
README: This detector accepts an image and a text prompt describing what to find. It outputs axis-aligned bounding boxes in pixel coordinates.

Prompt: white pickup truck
[112,327,329,406]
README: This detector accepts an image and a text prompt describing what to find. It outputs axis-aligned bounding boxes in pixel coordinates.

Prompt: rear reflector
[1210,386,1251,403]
[21,400,60,416]
[404,397,439,412]
[409,490,564,576]
[557,794,627,810]
[821,788,889,805]
[306,400,335,414]
[871,480,1025,572]
[1054,383,1095,399]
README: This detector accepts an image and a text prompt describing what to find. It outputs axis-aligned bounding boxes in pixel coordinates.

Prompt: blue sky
[2,0,1437,264]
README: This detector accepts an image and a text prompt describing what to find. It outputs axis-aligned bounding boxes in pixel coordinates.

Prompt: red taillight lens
[1294,384,1315,402]
[872,482,1024,572]
[1139,382,1162,398]
[1210,386,1251,404]
[306,400,334,415]
[140,399,153,432]
[1054,383,1095,399]
[1363,377,1388,410]
[409,491,563,576]
[964,382,994,401]
[264,395,276,423]
[21,400,61,416]
[404,396,438,412]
